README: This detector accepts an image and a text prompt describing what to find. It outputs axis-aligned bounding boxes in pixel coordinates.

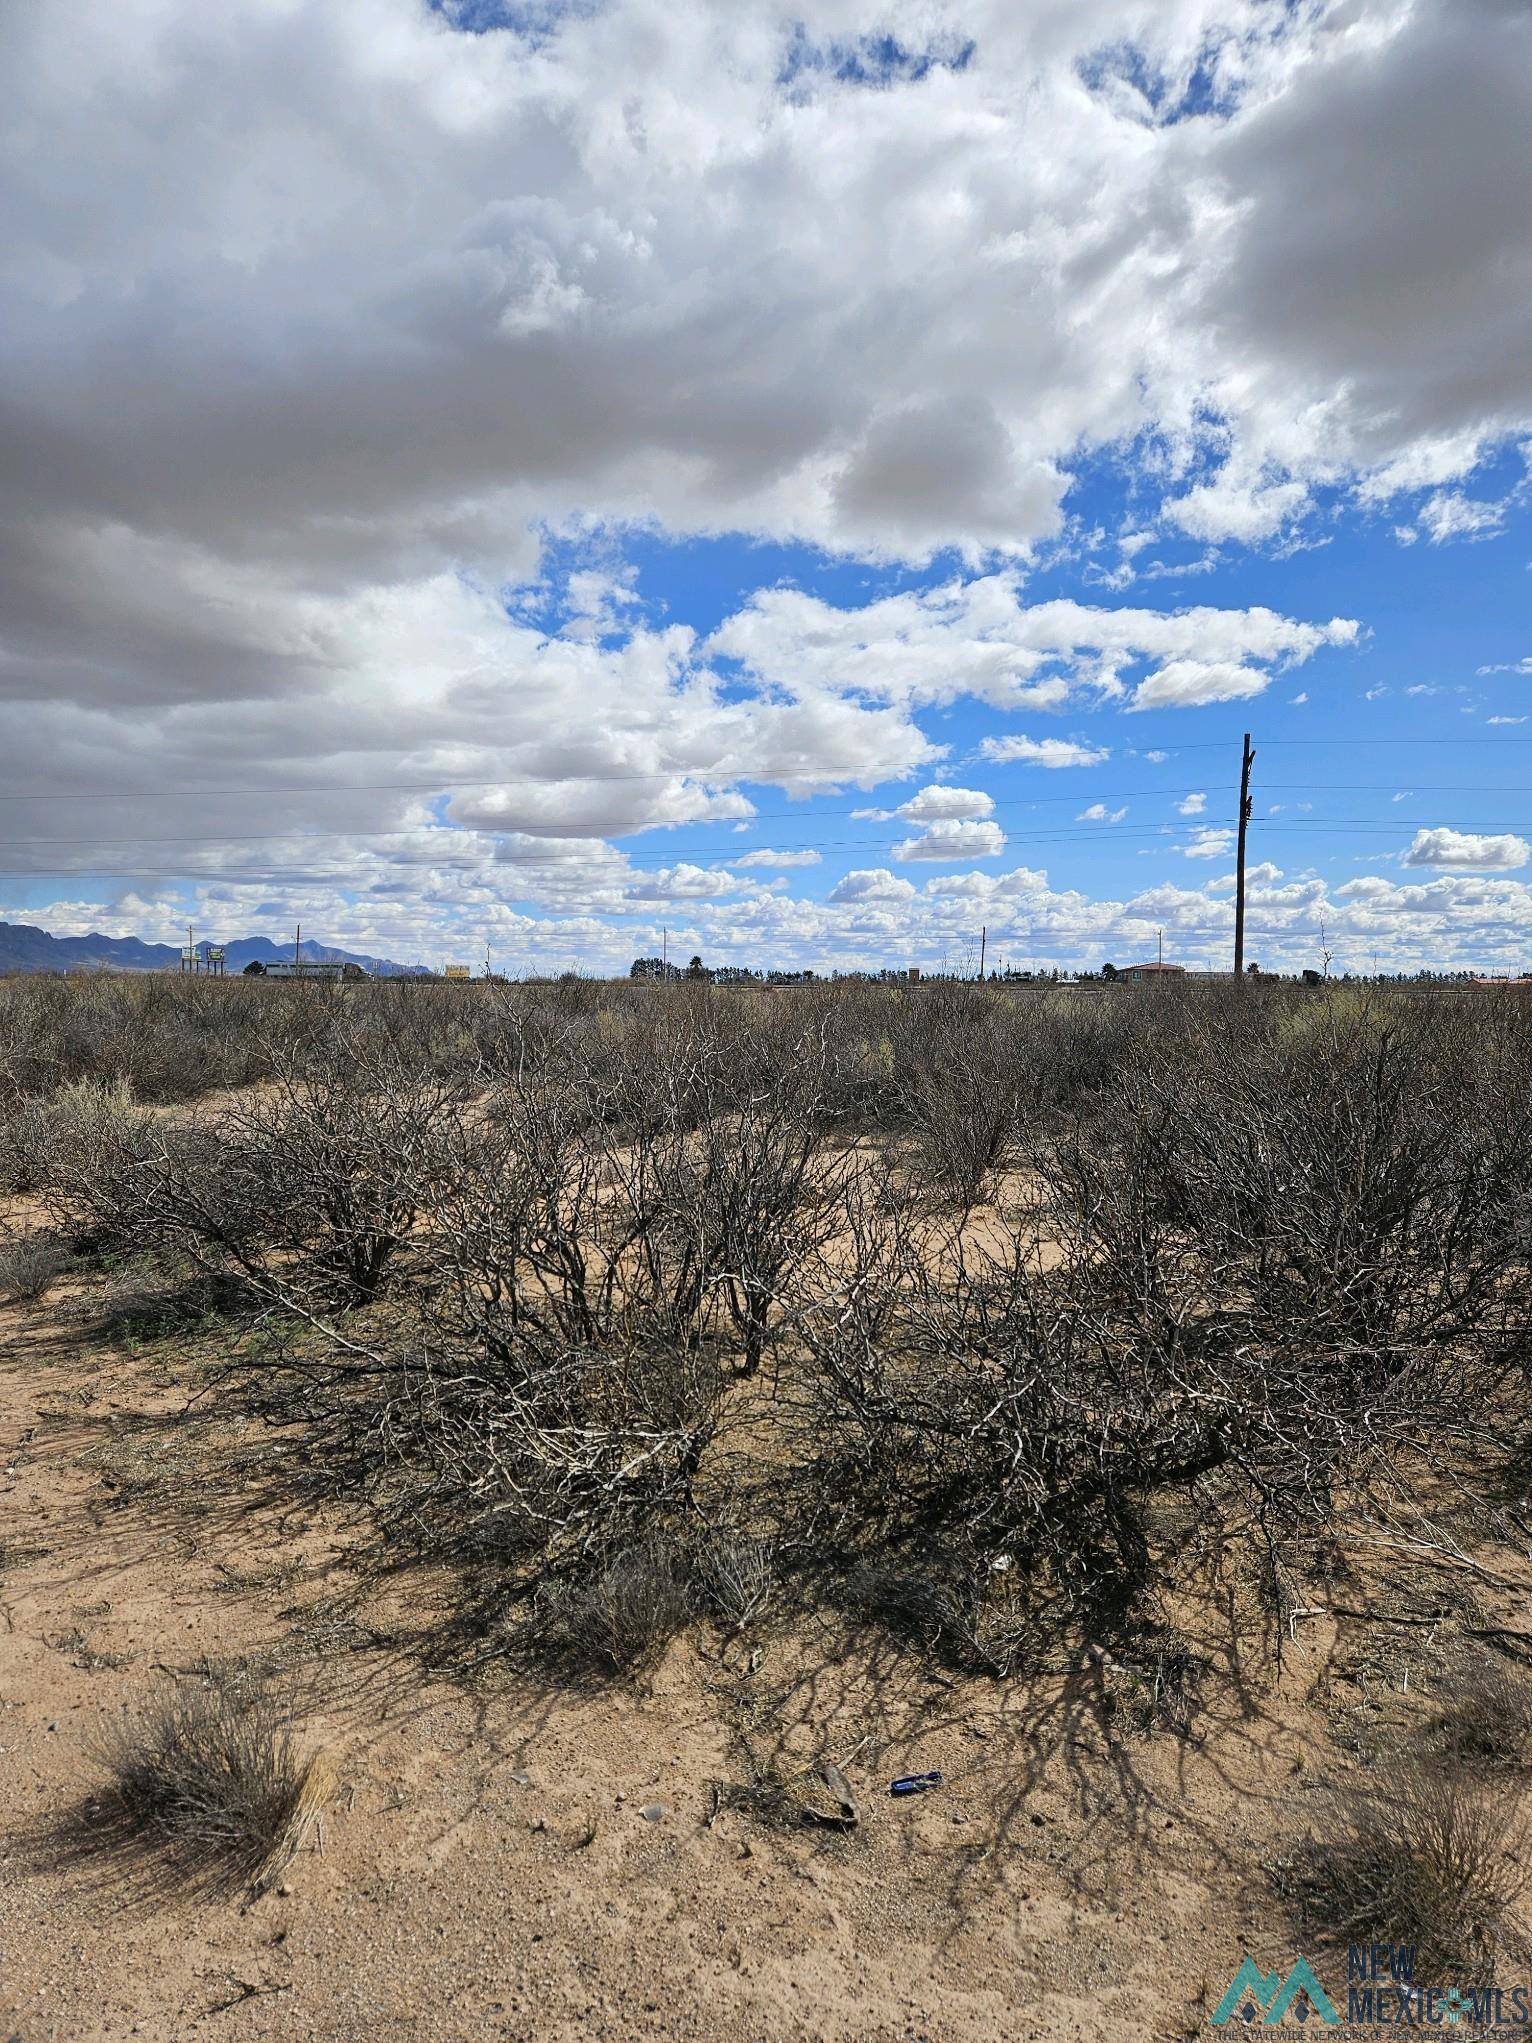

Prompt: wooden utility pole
[1233,732,1255,981]
[978,926,987,982]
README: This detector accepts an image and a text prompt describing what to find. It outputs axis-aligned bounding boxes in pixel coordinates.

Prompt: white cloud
[1180,828,1236,859]
[0,0,1525,972]
[1418,491,1509,544]
[1129,660,1271,712]
[1488,715,1529,726]
[827,869,917,905]
[1177,791,1207,815]
[1403,828,1531,872]
[1077,803,1127,823]
[20,845,1532,984]
[731,848,822,869]
[1478,658,1532,676]
[979,736,1110,769]
[894,819,1007,862]
[712,579,1354,720]
[622,864,742,901]
[894,785,995,822]
[1165,477,1307,545]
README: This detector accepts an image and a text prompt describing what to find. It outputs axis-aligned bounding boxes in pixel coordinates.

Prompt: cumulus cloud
[17,845,1532,984]
[1403,828,1531,872]
[894,819,1007,862]
[1177,791,1208,815]
[1129,659,1272,711]
[621,864,743,901]
[715,579,1355,719]
[1077,803,1127,823]
[1,0,1525,970]
[894,785,995,822]
[827,868,918,905]
[1180,828,1236,859]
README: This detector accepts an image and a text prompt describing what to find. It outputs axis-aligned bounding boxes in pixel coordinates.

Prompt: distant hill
[0,921,425,978]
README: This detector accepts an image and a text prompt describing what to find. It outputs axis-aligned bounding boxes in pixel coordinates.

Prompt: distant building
[245,959,367,982]
[1118,962,1186,982]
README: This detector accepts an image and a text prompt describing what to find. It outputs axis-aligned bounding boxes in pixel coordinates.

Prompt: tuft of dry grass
[0,1233,72,1304]
[696,1533,776,1632]
[1284,1765,1528,1979]
[535,1542,692,1677]
[87,1673,332,1897]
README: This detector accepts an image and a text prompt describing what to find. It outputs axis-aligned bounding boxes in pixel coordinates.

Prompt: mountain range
[0,921,422,978]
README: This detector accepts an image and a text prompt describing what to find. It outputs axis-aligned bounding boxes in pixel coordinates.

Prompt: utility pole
[662,925,667,977]
[1233,732,1255,981]
[978,926,987,982]
[1157,927,1163,968]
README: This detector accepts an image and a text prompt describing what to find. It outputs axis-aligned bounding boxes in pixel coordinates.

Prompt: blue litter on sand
[889,1771,943,1797]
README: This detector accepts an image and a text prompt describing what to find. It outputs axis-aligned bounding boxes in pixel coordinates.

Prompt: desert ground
[3,977,1531,2040]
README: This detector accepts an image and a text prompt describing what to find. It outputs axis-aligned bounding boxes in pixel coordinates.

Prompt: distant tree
[687,954,707,980]
[1102,961,1118,981]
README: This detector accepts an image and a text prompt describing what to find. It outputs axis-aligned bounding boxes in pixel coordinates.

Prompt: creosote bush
[10,973,1532,1695]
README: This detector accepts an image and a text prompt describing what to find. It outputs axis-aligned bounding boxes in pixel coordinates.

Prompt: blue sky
[4,0,1530,975]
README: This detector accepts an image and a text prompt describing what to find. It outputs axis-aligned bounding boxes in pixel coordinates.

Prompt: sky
[3,0,1531,977]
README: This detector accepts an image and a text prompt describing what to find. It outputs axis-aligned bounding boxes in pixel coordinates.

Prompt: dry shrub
[0,1233,72,1303]
[29,1078,164,1256]
[0,1094,55,1195]
[533,1541,692,1676]
[895,988,1020,1210]
[145,1049,463,1311]
[1287,1767,1528,1979]
[696,1533,777,1631]
[88,1672,331,1897]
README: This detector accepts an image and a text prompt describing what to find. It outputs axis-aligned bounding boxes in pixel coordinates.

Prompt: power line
[4,733,1532,807]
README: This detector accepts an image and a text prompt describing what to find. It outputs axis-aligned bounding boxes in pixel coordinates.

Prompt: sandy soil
[2,1254,1528,2041]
